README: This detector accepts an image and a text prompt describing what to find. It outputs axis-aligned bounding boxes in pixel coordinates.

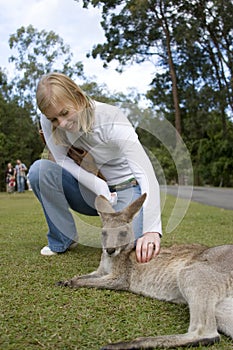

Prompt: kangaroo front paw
[56,280,73,287]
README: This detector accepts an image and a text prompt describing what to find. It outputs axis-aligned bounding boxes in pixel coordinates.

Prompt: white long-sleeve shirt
[41,101,162,235]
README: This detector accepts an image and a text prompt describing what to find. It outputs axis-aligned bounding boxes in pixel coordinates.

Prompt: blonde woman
[29,72,162,262]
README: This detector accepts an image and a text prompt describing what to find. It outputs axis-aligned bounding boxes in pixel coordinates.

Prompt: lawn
[0,191,233,350]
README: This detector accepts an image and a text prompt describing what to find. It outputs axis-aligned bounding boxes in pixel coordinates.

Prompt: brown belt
[109,178,138,192]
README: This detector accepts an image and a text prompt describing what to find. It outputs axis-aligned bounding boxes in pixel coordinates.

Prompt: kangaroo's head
[95,193,147,257]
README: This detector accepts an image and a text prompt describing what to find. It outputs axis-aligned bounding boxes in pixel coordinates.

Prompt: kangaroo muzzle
[106,248,116,256]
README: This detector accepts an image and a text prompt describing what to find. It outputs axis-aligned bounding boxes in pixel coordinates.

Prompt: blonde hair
[36,72,95,142]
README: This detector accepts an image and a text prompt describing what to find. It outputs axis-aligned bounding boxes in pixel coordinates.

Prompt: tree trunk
[158,0,182,135]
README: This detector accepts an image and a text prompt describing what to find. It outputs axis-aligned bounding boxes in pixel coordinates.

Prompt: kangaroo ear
[124,193,147,222]
[95,195,115,214]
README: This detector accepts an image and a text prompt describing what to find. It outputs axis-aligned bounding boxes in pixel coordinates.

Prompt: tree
[190,114,233,187]
[0,89,43,191]
[8,25,84,117]
[79,0,182,134]
[176,0,233,137]
[0,26,86,190]
[77,1,233,135]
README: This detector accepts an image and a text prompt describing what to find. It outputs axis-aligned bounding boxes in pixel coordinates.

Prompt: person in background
[29,72,162,261]
[5,162,15,193]
[15,159,27,193]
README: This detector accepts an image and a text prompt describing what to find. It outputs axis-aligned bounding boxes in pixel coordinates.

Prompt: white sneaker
[40,246,57,256]
[40,241,78,256]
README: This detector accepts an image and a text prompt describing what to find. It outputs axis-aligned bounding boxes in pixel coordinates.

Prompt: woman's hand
[136,232,161,263]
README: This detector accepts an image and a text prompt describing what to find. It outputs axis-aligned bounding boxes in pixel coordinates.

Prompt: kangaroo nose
[106,248,116,256]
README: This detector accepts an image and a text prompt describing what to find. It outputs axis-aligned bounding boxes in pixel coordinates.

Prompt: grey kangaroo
[58,193,233,349]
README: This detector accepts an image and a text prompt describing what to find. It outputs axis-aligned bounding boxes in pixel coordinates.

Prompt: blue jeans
[17,175,26,192]
[28,159,143,252]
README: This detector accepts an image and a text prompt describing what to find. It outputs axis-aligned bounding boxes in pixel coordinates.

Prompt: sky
[0,0,156,96]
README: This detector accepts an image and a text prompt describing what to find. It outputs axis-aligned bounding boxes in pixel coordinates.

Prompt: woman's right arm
[41,115,112,200]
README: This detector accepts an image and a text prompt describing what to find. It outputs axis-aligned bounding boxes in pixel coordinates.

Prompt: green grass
[0,191,233,350]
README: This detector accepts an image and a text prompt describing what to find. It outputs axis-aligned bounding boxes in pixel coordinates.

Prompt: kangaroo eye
[120,231,127,237]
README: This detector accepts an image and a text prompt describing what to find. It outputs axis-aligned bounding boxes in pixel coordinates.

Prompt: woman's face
[45,101,81,133]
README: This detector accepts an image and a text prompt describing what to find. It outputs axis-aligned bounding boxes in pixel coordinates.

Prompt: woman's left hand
[136,232,161,263]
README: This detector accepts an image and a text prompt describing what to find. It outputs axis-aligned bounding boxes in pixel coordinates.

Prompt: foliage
[0,26,84,191]
[188,116,233,187]
[76,0,233,187]
[1,14,233,187]
[1,192,233,349]
[0,84,43,191]
[8,25,84,116]
[80,0,183,134]
[79,0,232,132]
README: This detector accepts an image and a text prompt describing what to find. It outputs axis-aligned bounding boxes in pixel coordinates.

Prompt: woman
[5,162,15,193]
[29,72,162,263]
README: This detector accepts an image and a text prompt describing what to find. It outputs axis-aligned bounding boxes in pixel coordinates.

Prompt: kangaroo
[58,193,233,349]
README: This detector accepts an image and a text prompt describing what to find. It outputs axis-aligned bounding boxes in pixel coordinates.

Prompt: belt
[109,178,138,192]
